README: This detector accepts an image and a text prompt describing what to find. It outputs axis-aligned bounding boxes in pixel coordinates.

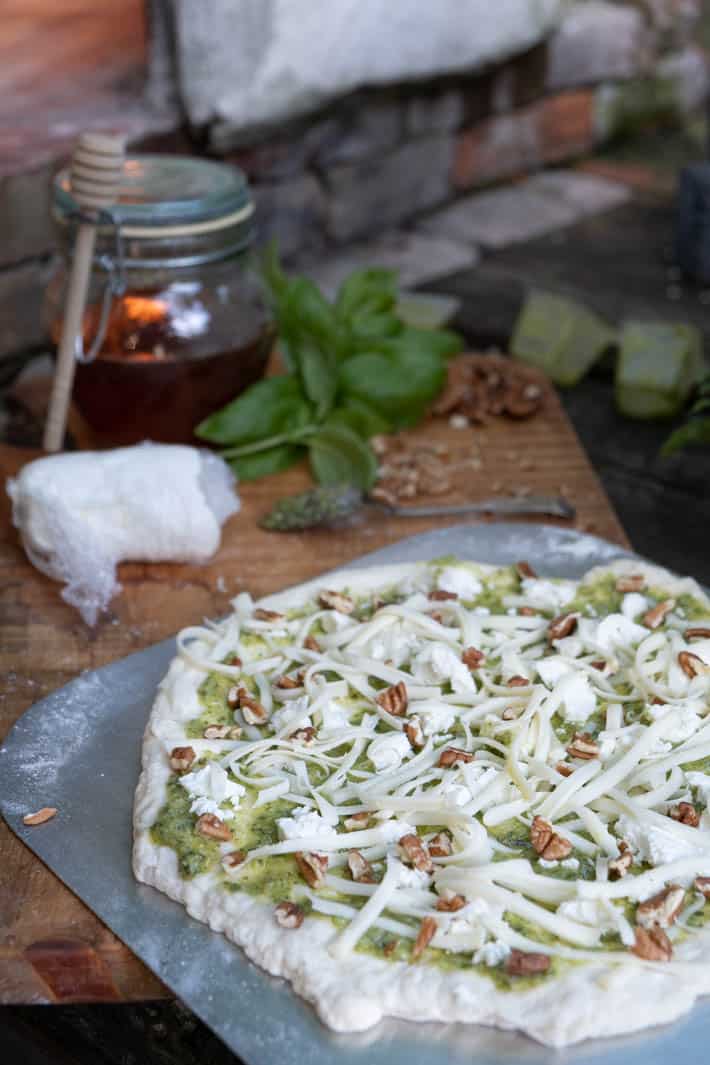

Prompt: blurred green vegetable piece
[260,483,363,531]
[615,321,704,419]
[511,290,616,387]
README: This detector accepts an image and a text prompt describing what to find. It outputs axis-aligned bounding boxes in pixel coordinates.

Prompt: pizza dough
[133,557,710,1046]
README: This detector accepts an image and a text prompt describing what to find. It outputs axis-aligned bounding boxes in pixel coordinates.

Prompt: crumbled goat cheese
[321,610,357,633]
[594,614,649,654]
[437,565,482,600]
[647,704,701,744]
[473,940,511,966]
[521,577,575,612]
[277,808,338,840]
[555,672,596,724]
[537,655,574,688]
[413,642,475,693]
[319,699,351,734]
[367,732,412,771]
[417,703,456,736]
[397,865,431,888]
[621,593,649,620]
[180,764,246,818]
[685,772,710,806]
[615,815,701,865]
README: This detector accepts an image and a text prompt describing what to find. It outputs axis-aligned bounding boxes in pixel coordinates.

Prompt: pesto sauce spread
[148,560,710,987]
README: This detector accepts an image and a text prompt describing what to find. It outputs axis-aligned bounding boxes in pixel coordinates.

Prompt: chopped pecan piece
[406,716,425,749]
[429,589,458,601]
[343,811,371,831]
[436,890,466,912]
[685,627,710,640]
[502,706,522,721]
[412,916,437,960]
[295,851,328,890]
[516,560,537,579]
[22,807,57,826]
[694,876,710,897]
[637,885,685,930]
[227,685,241,709]
[462,646,486,669]
[615,574,646,593]
[631,926,672,961]
[253,608,285,622]
[318,589,354,614]
[437,746,474,767]
[225,653,242,667]
[566,732,600,760]
[548,612,579,641]
[237,687,269,725]
[591,659,608,672]
[196,814,231,841]
[507,675,529,688]
[399,833,433,874]
[222,850,247,870]
[428,831,453,858]
[347,850,375,883]
[274,901,304,929]
[505,949,550,976]
[383,938,399,957]
[169,745,196,773]
[669,801,700,827]
[429,610,444,624]
[608,841,633,880]
[678,651,710,678]
[555,761,574,778]
[376,681,408,716]
[643,599,675,629]
[303,635,322,652]
[275,674,300,689]
[203,723,242,740]
[518,606,537,616]
[289,726,316,745]
[530,816,572,860]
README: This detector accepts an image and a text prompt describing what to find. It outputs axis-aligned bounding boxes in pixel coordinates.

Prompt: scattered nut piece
[541,834,573,861]
[318,589,354,614]
[203,724,242,740]
[555,762,574,778]
[566,733,600,760]
[615,575,646,593]
[678,651,710,678]
[275,674,300,690]
[406,716,425,750]
[428,832,453,858]
[631,926,672,961]
[274,901,304,929]
[237,688,269,725]
[502,706,522,721]
[289,726,316,745]
[694,876,710,897]
[225,653,242,667]
[669,801,700,827]
[343,811,371,832]
[505,949,551,976]
[347,850,375,883]
[295,851,328,890]
[507,675,529,688]
[516,560,537,579]
[169,745,196,773]
[23,807,57,826]
[436,890,466,912]
[643,599,675,629]
[608,841,633,880]
[530,816,571,860]
[518,606,537,617]
[382,938,399,957]
[227,685,241,709]
[636,885,686,930]
[685,627,710,640]
[222,850,247,870]
[591,659,608,672]
[412,916,438,960]
[253,608,285,622]
[429,589,458,602]
[196,814,231,841]
[303,635,321,652]
[462,646,486,669]
[548,612,579,641]
[437,746,474,768]
[376,681,408,717]
[399,833,433,874]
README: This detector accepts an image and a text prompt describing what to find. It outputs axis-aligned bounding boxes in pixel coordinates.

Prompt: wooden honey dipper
[44,133,126,452]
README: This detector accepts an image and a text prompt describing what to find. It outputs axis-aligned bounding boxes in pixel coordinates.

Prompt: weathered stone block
[406,90,465,137]
[326,136,454,243]
[452,110,539,191]
[536,91,596,164]
[252,174,328,259]
[315,97,404,167]
[546,1,650,91]
[298,230,477,294]
[657,46,709,113]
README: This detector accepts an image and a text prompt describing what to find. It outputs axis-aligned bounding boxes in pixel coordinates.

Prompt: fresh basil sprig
[661,372,710,456]
[196,245,462,486]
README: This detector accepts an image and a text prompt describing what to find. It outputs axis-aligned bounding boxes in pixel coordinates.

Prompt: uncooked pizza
[133,557,710,1046]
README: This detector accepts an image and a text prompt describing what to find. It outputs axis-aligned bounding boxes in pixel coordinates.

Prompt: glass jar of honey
[45,155,275,445]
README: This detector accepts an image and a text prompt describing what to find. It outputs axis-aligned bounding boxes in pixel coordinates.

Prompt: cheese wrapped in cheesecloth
[7,443,239,625]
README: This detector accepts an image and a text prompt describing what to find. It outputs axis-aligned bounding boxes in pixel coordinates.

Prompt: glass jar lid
[53,155,254,238]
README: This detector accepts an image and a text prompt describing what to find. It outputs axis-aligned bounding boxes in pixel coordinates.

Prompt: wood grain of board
[0,380,627,1003]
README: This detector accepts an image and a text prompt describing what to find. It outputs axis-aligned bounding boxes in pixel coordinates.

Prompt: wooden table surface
[0,377,628,1005]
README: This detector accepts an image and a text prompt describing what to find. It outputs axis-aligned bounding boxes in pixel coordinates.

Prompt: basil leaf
[298,338,337,419]
[335,268,398,320]
[195,377,312,445]
[338,344,445,427]
[308,424,377,491]
[326,399,391,439]
[348,310,402,344]
[229,444,304,481]
[378,326,463,362]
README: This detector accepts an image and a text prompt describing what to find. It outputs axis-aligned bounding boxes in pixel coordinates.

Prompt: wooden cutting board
[0,378,628,1004]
